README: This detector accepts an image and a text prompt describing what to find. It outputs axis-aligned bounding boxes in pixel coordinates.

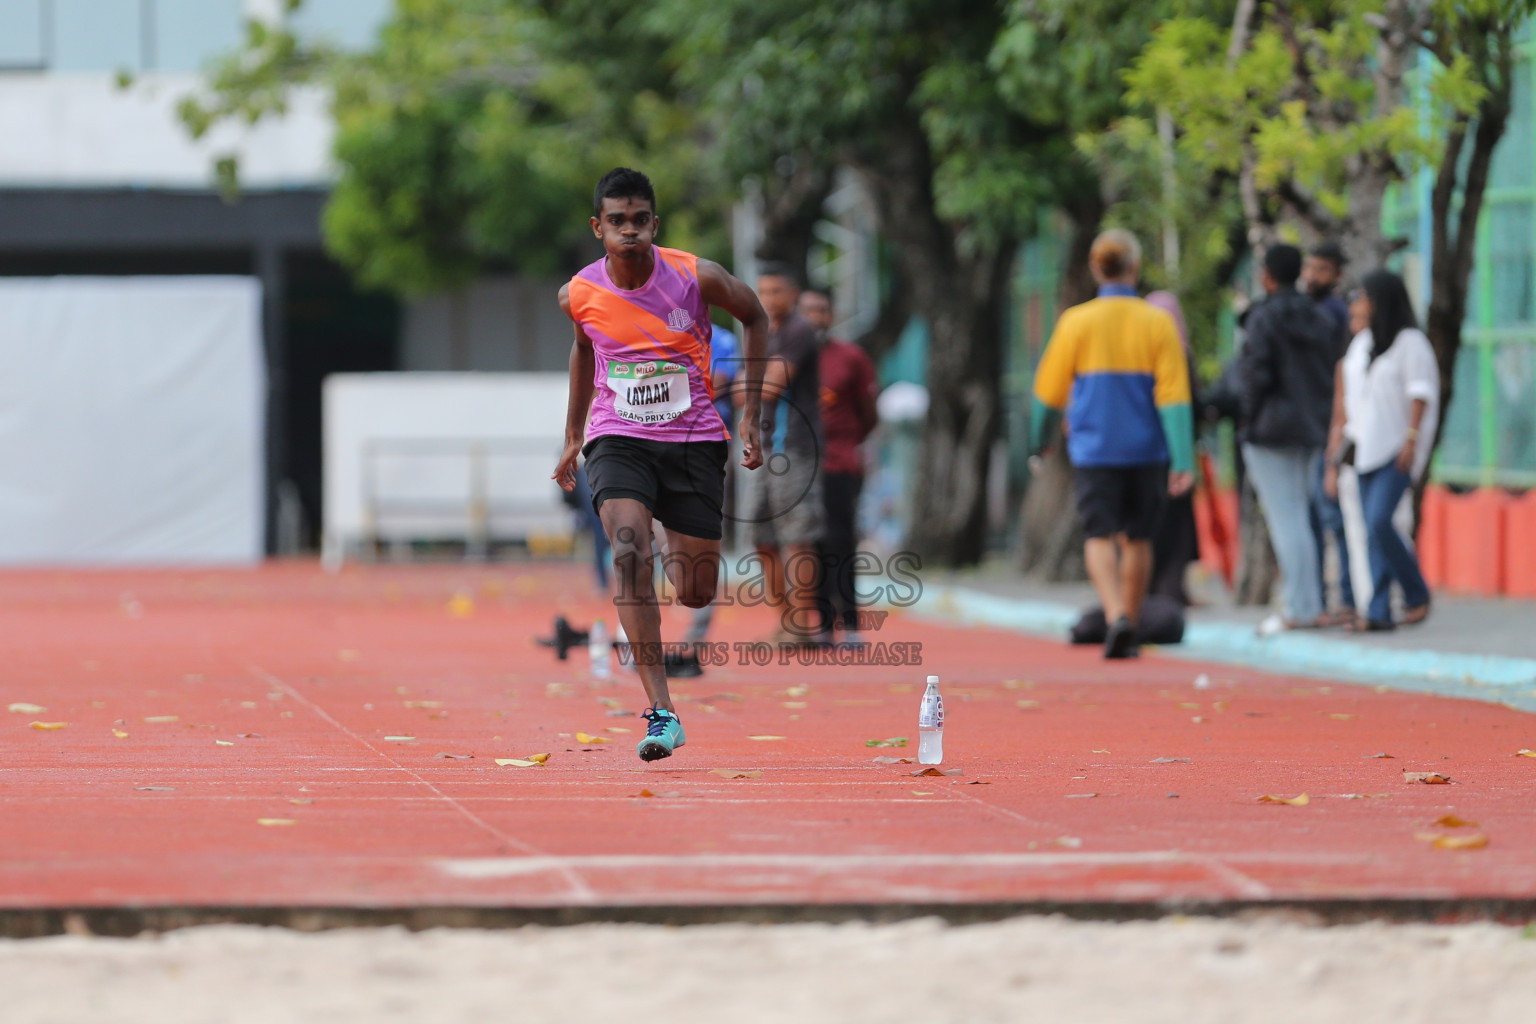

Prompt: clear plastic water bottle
[588,619,612,682]
[918,674,944,765]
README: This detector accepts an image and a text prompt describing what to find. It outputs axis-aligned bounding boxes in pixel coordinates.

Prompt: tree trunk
[1019,192,1102,580]
[1425,62,1511,476]
[851,124,1014,567]
[754,153,835,286]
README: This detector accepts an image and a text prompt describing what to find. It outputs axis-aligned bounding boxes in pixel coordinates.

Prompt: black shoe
[1104,616,1140,659]
[664,650,704,678]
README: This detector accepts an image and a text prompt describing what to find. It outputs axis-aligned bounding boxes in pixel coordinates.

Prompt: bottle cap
[926,675,939,685]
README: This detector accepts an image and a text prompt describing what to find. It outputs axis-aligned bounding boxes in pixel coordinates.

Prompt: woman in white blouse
[1324,270,1436,631]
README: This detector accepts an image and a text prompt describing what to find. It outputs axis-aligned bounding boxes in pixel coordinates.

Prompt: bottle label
[919,694,943,729]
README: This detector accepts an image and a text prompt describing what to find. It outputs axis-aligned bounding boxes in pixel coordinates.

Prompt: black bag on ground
[1069,594,1186,646]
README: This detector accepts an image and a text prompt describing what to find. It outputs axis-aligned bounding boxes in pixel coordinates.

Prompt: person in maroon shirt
[799,289,879,643]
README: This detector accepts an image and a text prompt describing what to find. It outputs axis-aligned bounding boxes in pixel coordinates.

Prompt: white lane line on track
[436,850,1371,881]
[1191,855,1274,900]
[246,663,596,904]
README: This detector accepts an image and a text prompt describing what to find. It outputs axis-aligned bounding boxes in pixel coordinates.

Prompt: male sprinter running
[553,167,766,762]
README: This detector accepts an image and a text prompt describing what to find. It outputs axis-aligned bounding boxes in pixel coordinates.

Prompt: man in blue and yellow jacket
[1031,229,1194,659]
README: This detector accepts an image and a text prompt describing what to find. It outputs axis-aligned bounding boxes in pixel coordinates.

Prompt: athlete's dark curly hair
[593,167,657,217]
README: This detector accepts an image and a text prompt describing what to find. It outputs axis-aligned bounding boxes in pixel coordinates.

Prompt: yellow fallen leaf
[1516,750,1536,758]
[785,685,810,698]
[404,700,445,709]
[575,732,610,745]
[256,818,297,827]
[1258,793,1310,806]
[604,727,632,734]
[634,789,656,798]
[1431,814,1479,828]
[1329,713,1356,720]
[911,791,934,796]
[112,729,129,739]
[1092,749,1111,754]
[8,703,46,714]
[215,740,234,746]
[748,735,786,741]
[781,701,808,709]
[1433,833,1489,850]
[1178,702,1200,710]
[288,798,313,805]
[142,716,179,723]
[525,753,550,763]
[1404,772,1451,784]
[495,759,541,767]
[30,721,68,730]
[447,593,475,617]
[1017,700,1040,709]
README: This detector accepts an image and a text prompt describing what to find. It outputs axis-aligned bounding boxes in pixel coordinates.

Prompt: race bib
[607,360,692,424]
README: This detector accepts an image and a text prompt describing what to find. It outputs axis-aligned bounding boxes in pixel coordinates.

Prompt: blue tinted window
[53,0,141,72]
[291,0,392,50]
[153,0,242,72]
[0,0,45,68]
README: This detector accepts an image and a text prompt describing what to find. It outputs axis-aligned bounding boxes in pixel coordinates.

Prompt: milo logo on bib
[607,360,692,424]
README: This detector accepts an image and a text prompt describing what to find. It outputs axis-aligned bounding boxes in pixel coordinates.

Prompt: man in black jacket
[1238,244,1335,630]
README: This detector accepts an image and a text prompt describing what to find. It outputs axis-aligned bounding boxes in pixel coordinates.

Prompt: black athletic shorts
[1074,462,1169,540]
[582,435,729,540]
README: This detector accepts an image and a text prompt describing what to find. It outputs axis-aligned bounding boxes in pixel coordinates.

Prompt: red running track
[2,562,1533,912]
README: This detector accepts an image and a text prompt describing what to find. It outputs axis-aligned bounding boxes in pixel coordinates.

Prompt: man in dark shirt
[1302,241,1354,621]
[752,264,825,642]
[1239,244,1336,630]
[799,288,878,644]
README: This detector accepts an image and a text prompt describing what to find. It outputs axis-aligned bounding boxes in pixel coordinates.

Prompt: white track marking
[246,664,596,903]
[436,850,1367,881]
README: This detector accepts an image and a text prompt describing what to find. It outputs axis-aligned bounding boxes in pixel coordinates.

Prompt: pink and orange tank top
[568,246,728,444]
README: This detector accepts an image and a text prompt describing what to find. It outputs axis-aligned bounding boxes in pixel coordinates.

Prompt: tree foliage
[182,0,725,294]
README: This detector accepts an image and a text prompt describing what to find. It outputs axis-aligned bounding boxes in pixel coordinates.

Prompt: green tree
[181,0,727,295]
[660,0,1169,566]
[1125,0,1536,462]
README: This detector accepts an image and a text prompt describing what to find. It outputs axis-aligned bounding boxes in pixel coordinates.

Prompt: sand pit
[2,916,1532,1023]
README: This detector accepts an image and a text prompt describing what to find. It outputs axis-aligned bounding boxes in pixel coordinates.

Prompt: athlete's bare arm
[552,283,596,491]
[697,259,767,471]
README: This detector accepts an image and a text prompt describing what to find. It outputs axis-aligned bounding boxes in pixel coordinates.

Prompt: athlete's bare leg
[600,498,672,712]
[660,528,721,609]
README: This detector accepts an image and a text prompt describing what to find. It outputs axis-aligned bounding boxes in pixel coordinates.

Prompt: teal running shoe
[638,706,686,762]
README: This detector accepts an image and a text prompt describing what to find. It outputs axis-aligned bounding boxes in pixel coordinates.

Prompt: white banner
[0,277,264,564]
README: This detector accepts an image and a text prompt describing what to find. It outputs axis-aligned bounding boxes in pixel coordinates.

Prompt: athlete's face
[591,196,658,261]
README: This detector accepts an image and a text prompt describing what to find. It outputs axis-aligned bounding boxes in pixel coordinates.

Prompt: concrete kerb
[912,586,1536,713]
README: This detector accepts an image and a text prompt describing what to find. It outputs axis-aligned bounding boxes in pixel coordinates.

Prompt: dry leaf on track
[1364,752,1394,759]
[30,721,69,730]
[142,716,179,723]
[383,736,416,743]
[872,756,913,765]
[1516,749,1536,758]
[1404,772,1451,784]
[1150,757,1190,764]
[1258,793,1310,806]
[911,790,934,796]
[215,740,234,746]
[8,703,46,714]
[1417,832,1490,850]
[575,732,609,745]
[495,759,541,767]
[911,767,963,777]
[256,819,296,827]
[710,769,762,779]
[748,735,786,741]
[1431,814,1479,828]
